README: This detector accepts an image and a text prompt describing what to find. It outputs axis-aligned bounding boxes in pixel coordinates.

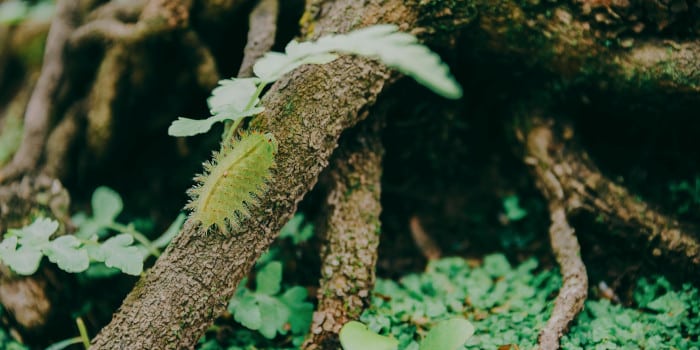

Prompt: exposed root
[539,207,587,349]
[69,18,135,46]
[559,154,700,269]
[303,118,384,350]
[237,0,279,77]
[469,0,700,96]
[85,45,126,157]
[521,119,588,350]
[42,100,84,179]
[409,216,442,261]
[0,175,70,332]
[0,0,80,183]
[517,113,700,273]
[86,0,146,22]
[516,106,700,347]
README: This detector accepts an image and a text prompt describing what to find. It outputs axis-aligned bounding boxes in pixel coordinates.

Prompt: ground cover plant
[1,0,699,349]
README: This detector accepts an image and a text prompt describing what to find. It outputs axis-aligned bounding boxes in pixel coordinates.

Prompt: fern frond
[254,24,462,99]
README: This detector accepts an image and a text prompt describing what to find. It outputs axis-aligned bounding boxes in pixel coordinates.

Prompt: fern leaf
[168,78,265,137]
[253,24,462,99]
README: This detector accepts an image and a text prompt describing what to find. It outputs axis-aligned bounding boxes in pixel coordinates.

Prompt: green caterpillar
[187,131,277,233]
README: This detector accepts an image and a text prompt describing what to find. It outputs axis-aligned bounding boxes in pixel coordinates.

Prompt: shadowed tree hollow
[0,0,699,349]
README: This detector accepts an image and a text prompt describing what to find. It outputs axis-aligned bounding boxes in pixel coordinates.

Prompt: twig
[237,0,279,77]
[521,120,588,350]
[409,216,442,261]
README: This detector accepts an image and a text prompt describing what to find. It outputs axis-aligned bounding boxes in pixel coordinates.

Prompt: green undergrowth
[196,252,699,350]
[0,307,25,350]
[363,255,699,350]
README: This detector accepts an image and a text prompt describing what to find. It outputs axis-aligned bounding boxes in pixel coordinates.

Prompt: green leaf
[92,186,123,224]
[15,217,59,246]
[254,52,338,83]
[167,106,264,137]
[45,337,83,350]
[483,254,512,277]
[99,234,143,276]
[280,286,314,334]
[503,195,528,221]
[0,1,28,24]
[339,321,399,350]
[258,295,290,338]
[153,213,186,248]
[168,78,267,137]
[208,78,260,115]
[418,318,474,350]
[0,236,43,275]
[230,294,263,331]
[279,214,314,244]
[256,261,282,295]
[254,25,462,99]
[82,263,122,279]
[43,236,89,273]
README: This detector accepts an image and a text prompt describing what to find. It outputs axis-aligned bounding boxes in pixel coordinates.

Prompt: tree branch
[520,119,588,350]
[303,117,384,350]
[237,0,279,77]
[90,0,471,347]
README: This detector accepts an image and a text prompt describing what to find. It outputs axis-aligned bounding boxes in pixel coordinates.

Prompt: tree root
[0,174,70,332]
[0,0,80,183]
[520,121,588,349]
[468,0,700,96]
[515,106,700,348]
[237,0,279,77]
[303,118,384,350]
[517,113,700,272]
[409,216,442,261]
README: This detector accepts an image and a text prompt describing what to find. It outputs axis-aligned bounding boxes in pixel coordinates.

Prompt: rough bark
[466,0,700,95]
[515,110,700,273]
[513,104,700,347]
[90,0,471,347]
[91,57,389,349]
[519,118,588,350]
[303,118,384,350]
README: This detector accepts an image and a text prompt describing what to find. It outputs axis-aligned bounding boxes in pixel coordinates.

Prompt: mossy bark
[89,0,476,347]
[303,118,384,350]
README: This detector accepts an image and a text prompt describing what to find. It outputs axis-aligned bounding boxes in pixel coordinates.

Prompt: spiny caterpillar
[187,131,277,233]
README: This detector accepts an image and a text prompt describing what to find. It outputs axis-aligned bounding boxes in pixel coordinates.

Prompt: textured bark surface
[520,119,588,350]
[90,0,476,346]
[516,113,700,272]
[514,108,700,347]
[303,119,383,350]
[1,0,698,346]
[467,0,700,95]
[91,58,389,349]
